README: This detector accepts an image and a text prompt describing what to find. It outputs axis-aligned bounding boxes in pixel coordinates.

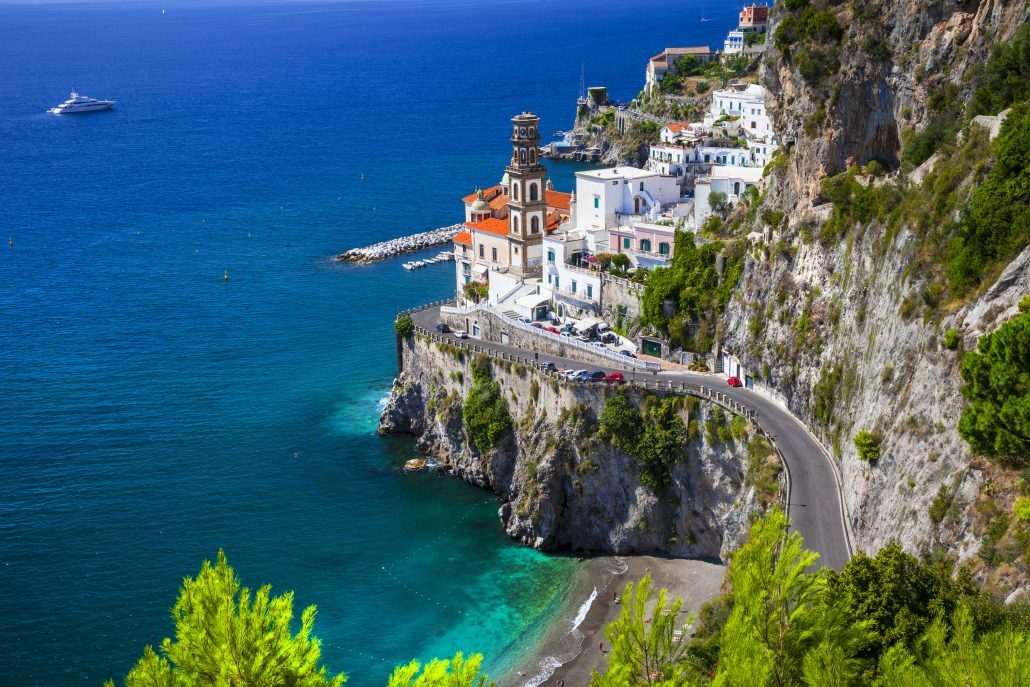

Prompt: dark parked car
[435,323,450,333]
[727,376,743,387]
[531,322,545,329]
[601,332,618,344]
[539,361,558,372]
[604,372,624,384]
[586,370,606,381]
[619,350,637,358]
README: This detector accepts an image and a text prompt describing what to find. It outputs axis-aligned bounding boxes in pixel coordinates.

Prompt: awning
[573,317,604,333]
[472,264,489,275]
[516,293,551,308]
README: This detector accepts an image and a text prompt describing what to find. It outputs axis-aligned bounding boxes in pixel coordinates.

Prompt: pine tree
[105,551,346,687]
[387,652,492,687]
[590,575,705,687]
[712,509,870,687]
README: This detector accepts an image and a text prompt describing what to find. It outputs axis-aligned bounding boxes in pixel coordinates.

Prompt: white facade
[724,30,745,54]
[694,165,763,225]
[575,167,682,229]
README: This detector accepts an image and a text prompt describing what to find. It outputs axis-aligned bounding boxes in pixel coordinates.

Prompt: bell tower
[506,112,548,276]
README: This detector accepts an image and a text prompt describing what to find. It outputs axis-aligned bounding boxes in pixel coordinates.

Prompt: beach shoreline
[506,555,727,687]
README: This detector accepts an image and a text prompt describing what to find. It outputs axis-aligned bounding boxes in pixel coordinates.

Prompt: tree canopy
[105,550,346,687]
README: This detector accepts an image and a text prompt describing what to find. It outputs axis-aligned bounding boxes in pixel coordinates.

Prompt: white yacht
[49,91,115,115]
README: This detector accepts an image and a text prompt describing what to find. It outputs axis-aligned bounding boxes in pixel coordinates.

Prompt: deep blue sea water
[0,1,732,684]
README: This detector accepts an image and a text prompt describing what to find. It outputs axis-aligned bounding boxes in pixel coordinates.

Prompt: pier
[335,224,463,264]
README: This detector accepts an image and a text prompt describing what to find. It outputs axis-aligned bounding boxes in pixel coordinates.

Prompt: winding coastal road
[410,307,852,571]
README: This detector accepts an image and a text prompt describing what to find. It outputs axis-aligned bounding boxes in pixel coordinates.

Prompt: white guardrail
[439,302,662,372]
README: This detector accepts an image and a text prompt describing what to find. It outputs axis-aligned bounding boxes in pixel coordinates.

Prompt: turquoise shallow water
[0,0,730,683]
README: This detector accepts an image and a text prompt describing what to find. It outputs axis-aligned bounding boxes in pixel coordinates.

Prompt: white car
[454,330,469,339]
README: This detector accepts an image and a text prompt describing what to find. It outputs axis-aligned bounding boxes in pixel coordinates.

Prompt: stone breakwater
[335,224,464,264]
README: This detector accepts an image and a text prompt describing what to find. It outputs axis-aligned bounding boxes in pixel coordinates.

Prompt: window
[640,239,651,253]
[529,183,538,201]
[547,274,552,284]
[530,216,539,234]
[513,183,519,200]
[593,196,600,209]
[547,249,555,263]
[491,246,497,261]
[587,284,593,299]
[623,237,630,250]
[554,276,559,289]
[639,182,644,191]
[479,244,484,258]
[659,242,670,256]
[512,216,519,232]
[734,182,741,195]
[571,280,577,294]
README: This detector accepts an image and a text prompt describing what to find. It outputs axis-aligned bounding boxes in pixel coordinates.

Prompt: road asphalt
[411,307,852,571]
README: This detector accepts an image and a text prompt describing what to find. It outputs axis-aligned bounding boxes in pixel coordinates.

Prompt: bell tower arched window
[529,183,538,201]
[513,183,519,200]
[512,215,520,233]
[519,149,526,165]
[531,216,540,234]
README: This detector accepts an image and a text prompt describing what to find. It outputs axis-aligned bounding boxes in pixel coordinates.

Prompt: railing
[601,273,644,292]
[398,299,455,317]
[410,322,795,513]
[436,301,660,371]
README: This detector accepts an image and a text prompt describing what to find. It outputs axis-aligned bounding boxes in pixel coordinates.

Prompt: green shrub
[958,307,1030,466]
[853,429,881,462]
[599,392,643,452]
[1015,497,1030,523]
[968,23,1030,117]
[394,315,414,338]
[943,328,960,350]
[929,485,951,523]
[946,104,1030,296]
[462,359,512,454]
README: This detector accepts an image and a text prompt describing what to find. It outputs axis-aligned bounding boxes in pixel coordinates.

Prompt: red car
[604,372,624,384]
[727,376,743,388]
[546,326,560,334]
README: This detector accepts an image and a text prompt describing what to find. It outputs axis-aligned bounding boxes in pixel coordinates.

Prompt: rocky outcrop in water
[379,338,770,559]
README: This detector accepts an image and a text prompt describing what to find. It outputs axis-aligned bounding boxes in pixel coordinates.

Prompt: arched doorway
[634,196,641,213]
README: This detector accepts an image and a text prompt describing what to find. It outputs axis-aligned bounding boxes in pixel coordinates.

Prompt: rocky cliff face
[721,0,1028,579]
[380,337,769,559]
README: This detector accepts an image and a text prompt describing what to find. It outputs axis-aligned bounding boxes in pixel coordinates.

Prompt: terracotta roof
[461,184,503,204]
[489,194,509,211]
[667,46,711,55]
[545,190,572,211]
[468,217,509,237]
[665,123,693,133]
[650,52,667,62]
[453,230,472,246]
[545,210,564,232]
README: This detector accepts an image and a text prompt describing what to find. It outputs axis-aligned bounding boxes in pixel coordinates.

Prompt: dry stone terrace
[403,303,855,571]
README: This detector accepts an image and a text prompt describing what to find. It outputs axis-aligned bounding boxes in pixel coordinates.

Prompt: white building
[693,165,763,224]
[543,166,685,314]
[574,167,681,229]
[724,30,745,54]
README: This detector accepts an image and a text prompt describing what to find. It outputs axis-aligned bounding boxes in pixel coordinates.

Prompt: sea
[0,1,733,684]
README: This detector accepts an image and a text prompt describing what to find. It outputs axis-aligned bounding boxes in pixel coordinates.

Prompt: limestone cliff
[380,336,775,559]
[717,0,1028,587]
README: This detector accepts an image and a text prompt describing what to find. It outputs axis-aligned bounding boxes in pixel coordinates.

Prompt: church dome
[469,188,491,213]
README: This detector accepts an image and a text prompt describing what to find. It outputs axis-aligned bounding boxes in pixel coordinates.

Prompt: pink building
[610,221,678,268]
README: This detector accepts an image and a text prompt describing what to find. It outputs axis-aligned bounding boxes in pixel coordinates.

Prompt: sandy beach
[511,555,727,686]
